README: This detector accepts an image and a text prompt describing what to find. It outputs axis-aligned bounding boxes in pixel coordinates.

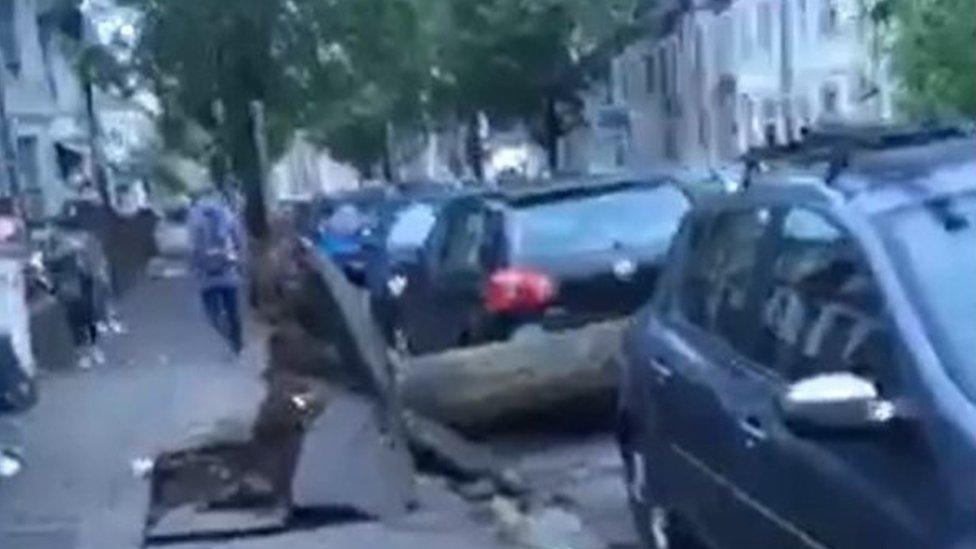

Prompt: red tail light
[485,268,556,313]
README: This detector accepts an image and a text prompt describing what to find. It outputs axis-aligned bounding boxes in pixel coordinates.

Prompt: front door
[755,207,946,548]
[418,200,489,353]
[656,207,801,548]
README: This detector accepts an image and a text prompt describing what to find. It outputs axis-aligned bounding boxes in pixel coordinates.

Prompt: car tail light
[484,268,556,313]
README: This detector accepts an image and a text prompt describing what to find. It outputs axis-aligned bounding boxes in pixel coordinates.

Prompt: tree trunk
[225,96,269,239]
[543,96,560,172]
[464,112,484,181]
[84,79,113,209]
[382,121,395,183]
[400,320,626,432]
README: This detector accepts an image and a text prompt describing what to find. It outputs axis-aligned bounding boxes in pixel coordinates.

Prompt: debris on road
[489,496,603,549]
[291,391,414,520]
[404,410,527,499]
[455,478,496,501]
[146,504,288,542]
[143,250,418,543]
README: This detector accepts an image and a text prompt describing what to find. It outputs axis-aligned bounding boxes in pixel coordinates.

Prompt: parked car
[310,188,393,285]
[617,131,976,548]
[385,178,691,354]
[364,192,461,346]
[154,205,192,257]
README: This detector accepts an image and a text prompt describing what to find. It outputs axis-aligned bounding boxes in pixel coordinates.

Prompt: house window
[739,9,753,59]
[821,83,839,114]
[16,137,39,191]
[619,58,630,102]
[757,2,773,54]
[714,16,733,73]
[820,0,839,35]
[798,0,808,41]
[645,54,656,93]
[669,44,678,95]
[699,112,710,148]
[694,27,704,73]
[658,48,668,97]
[0,0,19,73]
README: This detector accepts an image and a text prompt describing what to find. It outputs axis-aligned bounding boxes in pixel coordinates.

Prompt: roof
[732,124,976,211]
[492,175,685,207]
[731,129,976,217]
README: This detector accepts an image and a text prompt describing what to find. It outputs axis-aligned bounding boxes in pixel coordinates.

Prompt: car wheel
[625,451,702,549]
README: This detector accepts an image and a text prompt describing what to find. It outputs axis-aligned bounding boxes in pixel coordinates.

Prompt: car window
[509,185,688,260]
[881,193,976,401]
[439,208,486,273]
[680,208,771,358]
[756,208,892,382]
[387,203,438,251]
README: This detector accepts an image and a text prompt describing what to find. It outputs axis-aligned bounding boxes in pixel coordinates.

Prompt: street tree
[116,0,434,234]
[428,0,643,172]
[876,0,976,118]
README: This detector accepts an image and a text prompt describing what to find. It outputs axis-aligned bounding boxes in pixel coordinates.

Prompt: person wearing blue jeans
[189,191,245,355]
[200,285,242,354]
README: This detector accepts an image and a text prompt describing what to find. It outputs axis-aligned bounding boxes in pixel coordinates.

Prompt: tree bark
[400,320,625,432]
[224,95,269,239]
[543,95,560,172]
[84,79,113,209]
[464,112,484,181]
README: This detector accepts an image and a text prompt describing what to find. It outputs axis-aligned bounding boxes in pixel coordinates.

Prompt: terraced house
[0,0,90,218]
[560,0,895,172]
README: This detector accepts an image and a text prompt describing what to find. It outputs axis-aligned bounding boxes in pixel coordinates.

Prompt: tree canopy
[882,0,976,118]
[104,0,643,234]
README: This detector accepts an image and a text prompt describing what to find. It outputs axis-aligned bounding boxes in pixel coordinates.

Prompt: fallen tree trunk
[400,322,627,433]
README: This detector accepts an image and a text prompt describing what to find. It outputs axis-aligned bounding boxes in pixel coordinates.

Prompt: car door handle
[648,357,673,384]
[738,416,768,444]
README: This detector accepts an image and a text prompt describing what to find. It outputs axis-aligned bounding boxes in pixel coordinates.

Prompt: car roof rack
[741,123,970,189]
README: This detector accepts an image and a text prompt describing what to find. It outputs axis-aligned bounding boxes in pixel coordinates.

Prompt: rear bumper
[399,319,627,431]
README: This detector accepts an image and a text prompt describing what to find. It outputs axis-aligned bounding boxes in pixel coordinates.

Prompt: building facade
[562,0,895,173]
[1,0,90,219]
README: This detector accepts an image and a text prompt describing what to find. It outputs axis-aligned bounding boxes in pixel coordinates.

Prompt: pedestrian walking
[189,190,245,355]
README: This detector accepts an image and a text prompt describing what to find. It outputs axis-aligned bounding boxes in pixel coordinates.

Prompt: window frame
[751,205,898,384]
[644,54,656,94]
[669,206,778,366]
[757,1,773,55]
[436,202,489,277]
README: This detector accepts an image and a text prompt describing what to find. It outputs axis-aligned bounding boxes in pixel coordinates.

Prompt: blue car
[617,129,976,548]
[311,188,391,285]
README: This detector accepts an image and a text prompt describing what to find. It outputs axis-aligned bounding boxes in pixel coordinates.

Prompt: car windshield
[386,202,438,251]
[510,185,688,259]
[881,192,976,401]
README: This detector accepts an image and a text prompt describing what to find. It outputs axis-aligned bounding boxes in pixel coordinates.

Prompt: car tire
[625,451,703,549]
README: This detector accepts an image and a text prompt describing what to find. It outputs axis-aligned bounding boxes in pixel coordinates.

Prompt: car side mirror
[778,372,897,433]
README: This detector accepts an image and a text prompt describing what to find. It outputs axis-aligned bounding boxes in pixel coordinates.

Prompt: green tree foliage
[112,0,643,232]
[429,0,641,169]
[118,0,434,233]
[885,0,976,118]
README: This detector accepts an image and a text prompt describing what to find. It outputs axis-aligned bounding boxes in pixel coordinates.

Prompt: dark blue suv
[617,133,976,548]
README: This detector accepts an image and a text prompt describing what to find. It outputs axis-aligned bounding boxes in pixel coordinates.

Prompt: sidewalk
[0,265,508,549]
